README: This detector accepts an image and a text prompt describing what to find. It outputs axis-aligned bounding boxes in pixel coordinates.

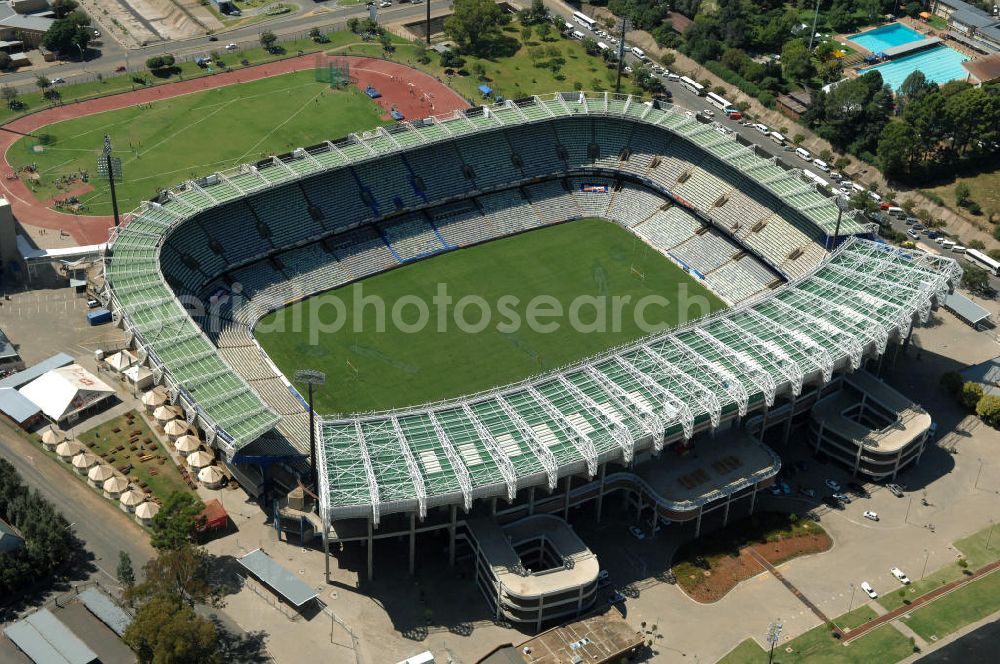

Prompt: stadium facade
[103,92,960,592]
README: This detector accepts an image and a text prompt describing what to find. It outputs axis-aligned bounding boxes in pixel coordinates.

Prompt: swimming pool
[849,23,924,53]
[865,46,970,90]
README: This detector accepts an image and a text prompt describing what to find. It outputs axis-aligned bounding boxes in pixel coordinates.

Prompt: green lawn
[11,71,387,215]
[78,412,193,503]
[255,218,726,414]
[716,614,913,664]
[954,522,1000,570]
[877,564,963,612]
[924,167,1000,225]
[902,567,1000,641]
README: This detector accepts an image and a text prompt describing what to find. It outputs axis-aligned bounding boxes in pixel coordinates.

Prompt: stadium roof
[0,387,41,424]
[237,549,318,607]
[3,609,98,664]
[0,352,74,389]
[317,238,959,525]
[105,92,876,460]
[77,587,133,637]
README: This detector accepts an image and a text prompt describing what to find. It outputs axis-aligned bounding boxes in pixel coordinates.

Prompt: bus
[967,247,1000,276]
[573,11,597,30]
[705,92,732,111]
[679,76,705,96]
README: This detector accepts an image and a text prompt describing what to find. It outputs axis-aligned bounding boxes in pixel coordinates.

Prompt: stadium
[102,91,961,629]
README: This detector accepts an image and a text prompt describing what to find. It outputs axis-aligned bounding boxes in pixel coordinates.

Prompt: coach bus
[573,11,597,30]
[679,76,705,96]
[705,91,733,111]
[967,248,1000,276]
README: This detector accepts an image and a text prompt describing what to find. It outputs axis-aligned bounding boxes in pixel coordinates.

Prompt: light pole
[615,17,630,95]
[987,521,996,551]
[828,194,848,252]
[921,548,930,580]
[975,458,985,490]
[807,0,821,50]
[294,369,326,493]
[904,495,913,525]
[848,583,857,613]
[765,621,783,664]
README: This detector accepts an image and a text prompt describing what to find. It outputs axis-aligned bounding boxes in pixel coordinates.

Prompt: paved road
[0,0,447,92]
[0,425,155,596]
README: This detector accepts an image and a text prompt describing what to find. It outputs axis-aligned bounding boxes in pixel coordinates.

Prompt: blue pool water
[865,46,970,90]
[848,23,924,52]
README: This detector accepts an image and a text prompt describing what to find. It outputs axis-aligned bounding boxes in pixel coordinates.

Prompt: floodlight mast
[103,134,122,227]
[294,368,326,492]
[766,621,783,664]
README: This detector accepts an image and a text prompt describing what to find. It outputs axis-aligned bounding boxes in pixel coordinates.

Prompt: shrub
[940,371,963,396]
[976,394,1000,427]
[960,381,985,410]
[955,182,971,206]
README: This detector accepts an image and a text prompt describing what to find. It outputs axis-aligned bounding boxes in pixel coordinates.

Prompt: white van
[769,131,786,145]
[886,206,905,218]
[630,46,646,60]
[941,240,956,250]
[795,147,812,161]
[666,72,680,81]
[851,182,865,194]
[813,159,830,172]
[952,245,967,254]
[572,30,585,40]
[597,41,609,51]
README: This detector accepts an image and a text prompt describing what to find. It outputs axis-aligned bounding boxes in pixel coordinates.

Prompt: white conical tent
[55,440,85,461]
[134,501,160,525]
[71,452,99,473]
[103,475,129,498]
[197,465,226,489]
[87,464,116,487]
[105,350,137,372]
[119,489,146,512]
[174,435,201,453]
[141,390,166,409]
[153,405,178,422]
[164,419,189,438]
[186,449,215,469]
[41,428,65,449]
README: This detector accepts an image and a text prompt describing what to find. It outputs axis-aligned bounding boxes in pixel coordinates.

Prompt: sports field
[10,71,387,215]
[255,219,726,415]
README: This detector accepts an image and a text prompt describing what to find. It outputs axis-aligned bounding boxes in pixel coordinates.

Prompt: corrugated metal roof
[0,387,40,423]
[77,588,133,637]
[943,291,991,326]
[237,549,318,607]
[3,608,98,664]
[0,352,74,389]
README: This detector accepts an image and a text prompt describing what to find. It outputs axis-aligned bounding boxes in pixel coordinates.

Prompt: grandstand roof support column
[563,475,572,521]
[409,512,416,576]
[596,462,607,522]
[322,517,330,584]
[367,516,374,581]
[448,504,457,567]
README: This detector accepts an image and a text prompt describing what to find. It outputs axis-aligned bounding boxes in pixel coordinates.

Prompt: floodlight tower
[101,135,122,227]
[766,620,783,664]
[294,368,326,492]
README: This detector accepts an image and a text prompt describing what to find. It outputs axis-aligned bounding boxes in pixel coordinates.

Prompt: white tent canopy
[105,350,136,372]
[18,364,114,422]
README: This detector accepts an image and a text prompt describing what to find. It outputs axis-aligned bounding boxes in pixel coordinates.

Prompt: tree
[0,52,11,72]
[536,21,551,41]
[51,0,79,18]
[976,395,1000,427]
[877,120,921,179]
[346,17,360,33]
[781,38,814,83]
[118,551,136,593]
[960,381,985,410]
[150,492,204,551]
[581,36,600,56]
[128,545,221,608]
[41,15,91,55]
[1,85,18,109]
[35,75,51,91]
[955,182,971,206]
[521,24,533,43]
[961,263,989,293]
[940,371,964,396]
[124,594,221,664]
[443,0,509,55]
[521,0,547,25]
[259,31,278,51]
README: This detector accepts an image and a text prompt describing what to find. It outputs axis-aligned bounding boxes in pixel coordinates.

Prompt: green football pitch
[255,219,727,415]
[11,71,387,216]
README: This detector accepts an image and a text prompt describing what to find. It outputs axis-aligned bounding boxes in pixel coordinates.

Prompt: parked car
[608,590,626,605]
[822,496,844,509]
[825,479,841,491]
[51,77,65,84]
[768,485,783,496]
[628,525,645,541]
[380,0,392,6]
[832,492,852,504]
[861,581,878,599]
[701,109,715,117]
[208,35,218,41]
[890,567,911,585]
[598,569,610,587]
[886,483,904,497]
[863,510,879,521]
[780,481,792,495]
[799,487,816,498]
[226,43,238,50]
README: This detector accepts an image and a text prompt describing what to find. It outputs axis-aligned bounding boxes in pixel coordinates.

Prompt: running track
[1,54,469,245]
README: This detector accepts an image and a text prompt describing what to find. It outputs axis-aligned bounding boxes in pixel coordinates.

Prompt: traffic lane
[0,427,155,592]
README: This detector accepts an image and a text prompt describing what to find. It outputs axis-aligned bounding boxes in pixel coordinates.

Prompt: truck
[87,309,112,326]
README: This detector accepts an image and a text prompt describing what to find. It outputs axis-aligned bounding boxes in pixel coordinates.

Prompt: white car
[226,43,238,50]
[702,109,715,117]
[628,525,645,541]
[51,77,66,84]
[891,567,911,585]
[863,510,879,521]
[861,581,878,599]
[380,0,391,6]
[825,479,841,491]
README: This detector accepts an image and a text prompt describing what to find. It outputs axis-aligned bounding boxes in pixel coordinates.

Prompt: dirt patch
[673,512,833,603]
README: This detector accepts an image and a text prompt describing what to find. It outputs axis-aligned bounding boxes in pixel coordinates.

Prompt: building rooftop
[963,52,1000,81]
[515,610,643,664]
[951,8,999,28]
[961,356,1000,396]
